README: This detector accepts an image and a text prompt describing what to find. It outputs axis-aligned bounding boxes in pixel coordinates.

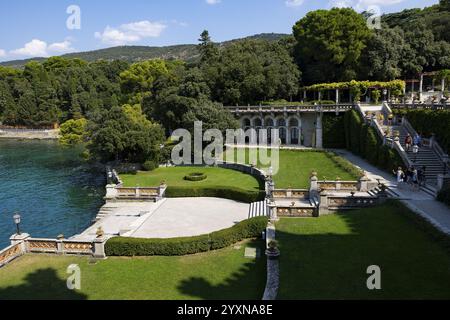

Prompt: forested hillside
[0,33,288,69]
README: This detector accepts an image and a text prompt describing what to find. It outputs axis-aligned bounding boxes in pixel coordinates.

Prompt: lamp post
[13,213,21,235]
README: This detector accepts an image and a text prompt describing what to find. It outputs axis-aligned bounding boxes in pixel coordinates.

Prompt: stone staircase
[396,126,445,187]
[248,201,270,218]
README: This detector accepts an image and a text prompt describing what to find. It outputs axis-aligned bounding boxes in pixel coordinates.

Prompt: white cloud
[11,39,48,57]
[206,0,221,4]
[329,0,354,8]
[285,0,304,7]
[357,0,404,5]
[10,39,75,57]
[48,40,75,53]
[95,20,167,46]
[0,49,6,58]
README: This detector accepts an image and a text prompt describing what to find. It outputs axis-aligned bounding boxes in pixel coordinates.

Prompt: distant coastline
[0,129,59,140]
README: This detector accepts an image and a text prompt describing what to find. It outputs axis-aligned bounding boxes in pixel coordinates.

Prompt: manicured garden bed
[120,167,264,202]
[276,201,450,299]
[0,240,266,300]
[222,148,360,188]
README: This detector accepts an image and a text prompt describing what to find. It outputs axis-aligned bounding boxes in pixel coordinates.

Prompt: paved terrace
[72,197,250,241]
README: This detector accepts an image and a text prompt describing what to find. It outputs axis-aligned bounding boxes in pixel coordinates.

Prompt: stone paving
[72,197,250,241]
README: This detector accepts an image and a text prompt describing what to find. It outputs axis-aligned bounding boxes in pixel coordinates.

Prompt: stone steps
[249,201,270,218]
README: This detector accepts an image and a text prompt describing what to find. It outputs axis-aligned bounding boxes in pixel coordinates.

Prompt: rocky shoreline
[0,129,59,140]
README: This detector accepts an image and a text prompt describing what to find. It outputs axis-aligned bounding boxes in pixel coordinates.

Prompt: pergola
[300,80,406,104]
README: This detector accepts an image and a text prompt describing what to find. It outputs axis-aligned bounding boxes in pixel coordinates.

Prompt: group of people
[394,166,427,190]
[404,133,422,152]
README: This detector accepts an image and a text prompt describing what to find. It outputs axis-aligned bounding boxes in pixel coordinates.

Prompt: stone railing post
[93,237,107,259]
[310,173,318,199]
[10,233,30,253]
[319,191,328,215]
[105,184,118,201]
[358,175,370,192]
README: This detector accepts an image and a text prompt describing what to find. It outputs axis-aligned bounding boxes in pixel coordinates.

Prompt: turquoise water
[0,140,105,248]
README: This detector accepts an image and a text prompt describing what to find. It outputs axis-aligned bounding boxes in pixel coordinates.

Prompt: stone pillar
[319,191,329,216]
[358,175,370,192]
[286,127,291,145]
[93,237,107,259]
[10,233,30,254]
[437,174,444,192]
[105,184,118,201]
[315,112,323,149]
[336,89,339,104]
[419,73,424,102]
[309,173,318,200]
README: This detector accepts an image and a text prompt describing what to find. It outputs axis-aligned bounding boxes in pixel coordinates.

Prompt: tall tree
[293,8,372,83]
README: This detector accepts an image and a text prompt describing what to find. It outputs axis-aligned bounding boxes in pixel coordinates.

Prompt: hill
[382,3,450,41]
[0,33,288,68]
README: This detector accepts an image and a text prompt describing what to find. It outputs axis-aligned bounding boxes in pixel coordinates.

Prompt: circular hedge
[184,172,207,182]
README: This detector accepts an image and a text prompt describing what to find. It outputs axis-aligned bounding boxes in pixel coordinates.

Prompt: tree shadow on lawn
[177,240,267,300]
[275,202,450,300]
[0,268,87,300]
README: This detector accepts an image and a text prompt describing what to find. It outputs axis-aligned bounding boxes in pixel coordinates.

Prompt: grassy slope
[120,167,261,191]
[276,201,450,299]
[0,240,265,300]
[223,149,358,188]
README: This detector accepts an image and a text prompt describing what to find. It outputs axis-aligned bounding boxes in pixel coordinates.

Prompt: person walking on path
[393,167,405,183]
[413,133,422,147]
[405,134,413,152]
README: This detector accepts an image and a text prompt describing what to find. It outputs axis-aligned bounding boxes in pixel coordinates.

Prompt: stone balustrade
[0,233,108,268]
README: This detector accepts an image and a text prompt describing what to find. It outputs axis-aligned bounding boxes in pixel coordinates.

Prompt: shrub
[325,152,363,179]
[210,216,268,250]
[142,160,158,171]
[105,216,268,256]
[184,172,207,181]
[105,235,211,256]
[437,185,450,207]
[323,113,346,148]
[165,186,265,203]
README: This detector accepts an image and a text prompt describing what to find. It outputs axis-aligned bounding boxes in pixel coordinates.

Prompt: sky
[0,0,439,62]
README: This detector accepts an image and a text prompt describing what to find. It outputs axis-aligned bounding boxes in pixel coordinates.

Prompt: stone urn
[265,240,280,260]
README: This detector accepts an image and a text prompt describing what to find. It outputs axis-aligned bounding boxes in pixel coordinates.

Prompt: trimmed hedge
[323,113,346,148]
[438,185,450,207]
[344,109,405,173]
[184,172,207,181]
[165,185,265,203]
[325,152,364,178]
[105,216,268,256]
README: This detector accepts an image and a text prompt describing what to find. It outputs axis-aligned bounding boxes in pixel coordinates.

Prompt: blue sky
[0,0,438,62]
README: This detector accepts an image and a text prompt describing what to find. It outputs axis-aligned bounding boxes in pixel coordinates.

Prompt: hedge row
[322,113,346,149]
[392,109,450,153]
[105,216,268,256]
[325,152,364,179]
[344,109,404,172]
[165,185,265,203]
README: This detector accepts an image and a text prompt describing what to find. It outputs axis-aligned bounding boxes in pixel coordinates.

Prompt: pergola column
[419,73,424,102]
[335,89,339,104]
[286,127,291,145]
[315,112,323,149]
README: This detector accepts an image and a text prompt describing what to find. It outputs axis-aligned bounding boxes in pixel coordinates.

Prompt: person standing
[405,134,413,152]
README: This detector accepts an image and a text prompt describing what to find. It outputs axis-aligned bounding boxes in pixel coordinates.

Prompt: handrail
[393,140,413,168]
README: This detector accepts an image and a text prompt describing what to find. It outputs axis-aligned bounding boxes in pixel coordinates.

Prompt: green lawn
[0,240,265,300]
[120,167,261,191]
[276,201,450,299]
[222,148,358,188]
